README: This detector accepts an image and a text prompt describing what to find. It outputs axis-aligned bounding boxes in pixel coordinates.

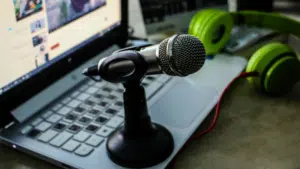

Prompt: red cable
[170,71,258,169]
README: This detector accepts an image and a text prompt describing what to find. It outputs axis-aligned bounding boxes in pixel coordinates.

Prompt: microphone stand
[84,48,174,168]
[106,80,174,168]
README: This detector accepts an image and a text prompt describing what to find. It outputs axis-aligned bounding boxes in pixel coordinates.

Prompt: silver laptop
[0,0,247,169]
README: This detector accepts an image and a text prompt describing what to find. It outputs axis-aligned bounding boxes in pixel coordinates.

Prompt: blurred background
[129,0,300,55]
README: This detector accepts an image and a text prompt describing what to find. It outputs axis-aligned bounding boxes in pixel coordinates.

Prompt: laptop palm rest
[150,80,217,129]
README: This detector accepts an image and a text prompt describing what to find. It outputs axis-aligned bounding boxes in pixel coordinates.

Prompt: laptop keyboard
[20,75,171,157]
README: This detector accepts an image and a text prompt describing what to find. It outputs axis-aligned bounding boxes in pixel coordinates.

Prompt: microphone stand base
[106,123,174,168]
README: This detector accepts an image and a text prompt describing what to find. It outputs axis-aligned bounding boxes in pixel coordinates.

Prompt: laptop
[0,0,247,169]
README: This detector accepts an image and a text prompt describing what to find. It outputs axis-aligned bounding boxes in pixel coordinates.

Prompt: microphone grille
[158,34,206,76]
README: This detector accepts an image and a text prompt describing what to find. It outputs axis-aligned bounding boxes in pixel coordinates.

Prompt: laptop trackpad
[150,80,218,129]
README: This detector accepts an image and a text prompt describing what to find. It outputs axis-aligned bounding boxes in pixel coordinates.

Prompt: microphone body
[83,34,206,83]
[138,44,161,75]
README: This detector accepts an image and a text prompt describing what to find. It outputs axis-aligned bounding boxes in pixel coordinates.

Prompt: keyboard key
[46,114,62,123]
[142,82,149,87]
[42,110,53,119]
[31,118,43,126]
[85,135,104,147]
[110,91,122,98]
[62,97,72,105]
[88,109,101,116]
[79,85,89,92]
[49,131,72,147]
[62,140,81,152]
[93,93,104,99]
[35,122,52,132]
[77,93,89,101]
[52,104,63,111]
[88,97,101,104]
[71,91,80,98]
[146,76,156,81]
[27,129,41,138]
[87,80,95,86]
[95,116,109,124]
[73,131,90,142]
[96,126,114,137]
[74,106,86,113]
[107,95,117,100]
[64,113,78,122]
[116,83,122,88]
[53,122,67,131]
[21,125,32,135]
[68,100,81,108]
[68,124,82,133]
[110,105,122,111]
[105,108,118,115]
[117,111,124,117]
[79,103,91,110]
[75,144,94,157]
[116,88,124,93]
[93,105,105,112]
[107,83,119,89]
[79,104,92,113]
[98,101,109,108]
[102,87,113,92]
[84,100,96,106]
[78,116,92,125]
[86,124,100,133]
[96,90,110,97]
[106,116,123,128]
[86,87,98,94]
[114,101,123,107]
[38,130,58,143]
[94,82,105,88]
[57,107,71,116]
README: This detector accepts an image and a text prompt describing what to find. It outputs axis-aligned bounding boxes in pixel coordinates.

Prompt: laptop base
[0,48,248,169]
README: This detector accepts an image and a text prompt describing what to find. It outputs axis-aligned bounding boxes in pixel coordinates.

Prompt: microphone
[83,34,206,82]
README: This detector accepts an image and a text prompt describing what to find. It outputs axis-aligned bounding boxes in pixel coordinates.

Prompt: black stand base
[106,123,174,168]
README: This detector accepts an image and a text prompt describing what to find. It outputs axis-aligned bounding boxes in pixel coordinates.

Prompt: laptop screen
[0,0,121,96]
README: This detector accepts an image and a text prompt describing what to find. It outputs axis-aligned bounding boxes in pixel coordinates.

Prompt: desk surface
[1,80,300,169]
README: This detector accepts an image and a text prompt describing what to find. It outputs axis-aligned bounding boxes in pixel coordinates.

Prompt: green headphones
[189,9,300,96]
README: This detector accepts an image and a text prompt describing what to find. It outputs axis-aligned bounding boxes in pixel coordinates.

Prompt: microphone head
[158,34,206,76]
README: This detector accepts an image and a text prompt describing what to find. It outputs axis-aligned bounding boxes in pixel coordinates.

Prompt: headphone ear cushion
[189,9,233,55]
[246,42,299,95]
[189,9,218,39]
[264,56,300,95]
[188,10,208,36]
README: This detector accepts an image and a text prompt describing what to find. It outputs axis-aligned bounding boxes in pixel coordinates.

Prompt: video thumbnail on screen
[30,18,45,33]
[34,44,49,68]
[12,0,43,21]
[32,32,47,47]
[45,0,106,33]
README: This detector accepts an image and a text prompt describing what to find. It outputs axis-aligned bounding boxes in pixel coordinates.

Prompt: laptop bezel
[0,0,128,128]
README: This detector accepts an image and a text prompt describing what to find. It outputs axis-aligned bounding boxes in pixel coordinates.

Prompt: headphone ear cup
[188,10,207,36]
[189,9,218,38]
[264,56,300,95]
[189,9,233,55]
[246,42,300,95]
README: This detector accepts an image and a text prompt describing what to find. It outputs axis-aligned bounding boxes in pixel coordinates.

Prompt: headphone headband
[231,11,300,38]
